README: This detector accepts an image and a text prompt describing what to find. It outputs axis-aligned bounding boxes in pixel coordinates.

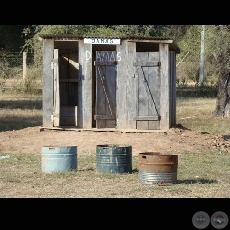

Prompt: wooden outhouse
[39,34,180,132]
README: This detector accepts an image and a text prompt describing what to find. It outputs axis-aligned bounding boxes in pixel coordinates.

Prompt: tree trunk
[213,70,230,117]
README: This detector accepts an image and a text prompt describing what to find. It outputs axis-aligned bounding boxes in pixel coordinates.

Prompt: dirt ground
[1,125,230,156]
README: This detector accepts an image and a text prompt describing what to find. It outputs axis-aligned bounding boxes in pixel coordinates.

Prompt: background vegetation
[0,25,227,97]
[1,26,230,197]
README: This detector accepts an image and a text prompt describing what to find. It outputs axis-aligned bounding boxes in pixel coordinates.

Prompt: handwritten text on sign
[84,38,120,45]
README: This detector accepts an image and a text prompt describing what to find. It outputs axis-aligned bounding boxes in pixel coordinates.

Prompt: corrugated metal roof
[39,34,180,53]
[39,34,173,40]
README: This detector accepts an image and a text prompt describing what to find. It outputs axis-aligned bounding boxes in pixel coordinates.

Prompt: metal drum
[42,145,77,173]
[138,152,178,185]
[96,144,132,174]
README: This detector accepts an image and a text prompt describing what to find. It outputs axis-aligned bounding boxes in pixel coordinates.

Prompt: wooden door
[94,51,117,128]
[134,52,161,130]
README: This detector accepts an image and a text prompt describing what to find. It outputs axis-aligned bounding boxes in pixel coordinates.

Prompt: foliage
[0,61,19,92]
[204,26,230,116]
[0,25,28,52]
[2,25,230,117]
[20,67,42,95]
[176,79,217,98]
[20,25,172,51]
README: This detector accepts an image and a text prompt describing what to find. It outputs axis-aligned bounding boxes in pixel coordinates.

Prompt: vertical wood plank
[42,39,54,127]
[78,40,92,129]
[148,52,160,129]
[159,43,169,130]
[137,52,148,130]
[53,49,60,126]
[95,51,116,128]
[126,42,137,129]
[96,64,106,128]
[92,50,97,128]
[116,40,128,129]
[104,52,116,128]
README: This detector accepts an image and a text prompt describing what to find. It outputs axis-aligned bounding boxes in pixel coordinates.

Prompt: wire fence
[0,51,34,68]
[0,52,42,94]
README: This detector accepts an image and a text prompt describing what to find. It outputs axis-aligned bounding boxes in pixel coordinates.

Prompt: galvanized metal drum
[96,144,132,174]
[138,152,178,185]
[42,145,77,173]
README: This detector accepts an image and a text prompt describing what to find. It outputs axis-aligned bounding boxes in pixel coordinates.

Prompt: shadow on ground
[177,179,218,184]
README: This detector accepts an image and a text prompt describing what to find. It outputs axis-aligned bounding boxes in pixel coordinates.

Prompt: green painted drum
[42,146,77,173]
[96,144,132,174]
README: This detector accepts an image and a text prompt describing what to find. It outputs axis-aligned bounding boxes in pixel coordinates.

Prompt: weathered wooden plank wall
[95,51,117,128]
[116,41,127,129]
[78,40,92,128]
[126,42,136,129]
[116,41,136,129]
[42,39,54,127]
[137,52,149,130]
[147,52,160,129]
[53,49,60,126]
[41,37,178,131]
[159,44,169,130]
[135,52,160,130]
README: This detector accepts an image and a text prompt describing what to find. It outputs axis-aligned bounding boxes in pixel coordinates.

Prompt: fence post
[23,52,27,80]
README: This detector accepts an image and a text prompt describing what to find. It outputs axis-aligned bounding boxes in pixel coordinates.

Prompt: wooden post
[78,40,92,129]
[42,39,54,127]
[23,52,27,80]
[159,43,170,131]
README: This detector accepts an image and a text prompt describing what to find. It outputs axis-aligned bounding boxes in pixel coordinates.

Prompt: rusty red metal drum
[138,152,178,185]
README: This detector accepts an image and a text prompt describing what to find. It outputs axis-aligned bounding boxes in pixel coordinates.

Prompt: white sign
[84,38,120,45]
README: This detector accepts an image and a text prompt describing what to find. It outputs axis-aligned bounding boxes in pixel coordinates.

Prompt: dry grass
[176,97,230,135]
[0,94,230,197]
[0,150,229,198]
[0,93,42,131]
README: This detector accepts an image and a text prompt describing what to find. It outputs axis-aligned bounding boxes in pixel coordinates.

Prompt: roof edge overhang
[39,34,180,54]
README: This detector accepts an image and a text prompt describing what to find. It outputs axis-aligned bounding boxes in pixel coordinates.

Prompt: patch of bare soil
[0,125,230,155]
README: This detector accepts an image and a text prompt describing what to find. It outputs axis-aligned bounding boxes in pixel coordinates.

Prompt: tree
[0,25,29,53]
[168,25,201,83]
[21,25,171,69]
[20,25,230,118]
[204,25,230,117]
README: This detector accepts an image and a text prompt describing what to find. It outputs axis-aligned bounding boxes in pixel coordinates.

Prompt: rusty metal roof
[39,34,180,53]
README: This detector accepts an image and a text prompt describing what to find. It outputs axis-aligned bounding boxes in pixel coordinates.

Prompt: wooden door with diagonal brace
[134,52,161,130]
[94,51,117,128]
